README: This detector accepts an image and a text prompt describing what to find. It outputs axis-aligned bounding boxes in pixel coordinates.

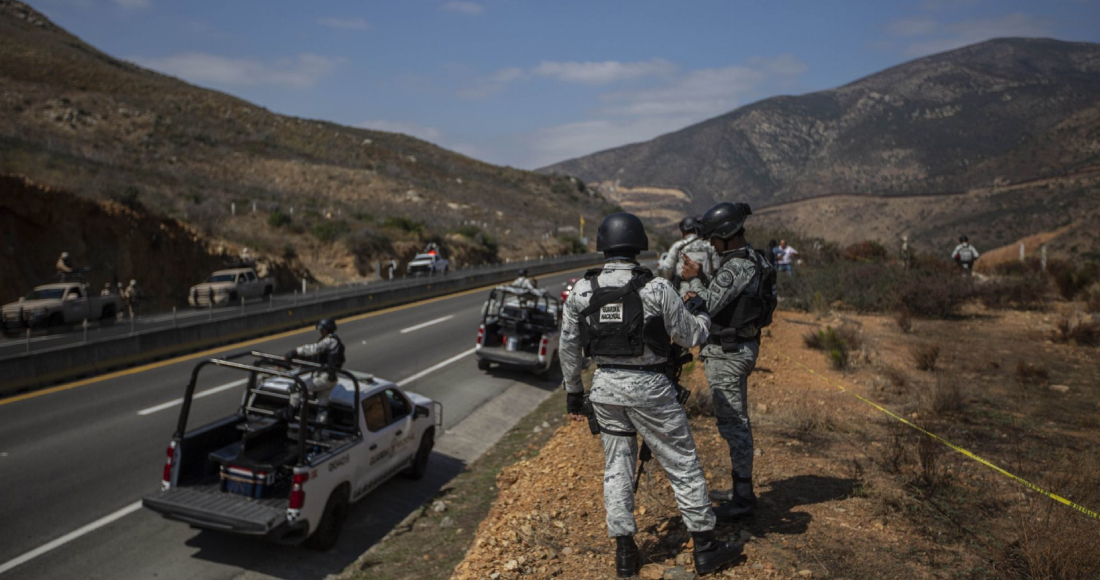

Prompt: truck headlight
[33,307,47,317]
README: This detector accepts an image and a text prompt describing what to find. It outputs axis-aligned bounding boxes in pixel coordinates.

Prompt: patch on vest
[716,269,735,288]
[599,302,624,323]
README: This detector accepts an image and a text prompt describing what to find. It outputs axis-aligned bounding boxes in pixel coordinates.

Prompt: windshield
[24,288,65,301]
[207,274,236,283]
[413,254,434,261]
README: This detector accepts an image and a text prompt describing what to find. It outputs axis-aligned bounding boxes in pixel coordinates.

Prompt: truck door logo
[328,454,350,472]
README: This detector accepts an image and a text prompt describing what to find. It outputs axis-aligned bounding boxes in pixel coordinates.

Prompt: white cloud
[532,58,677,85]
[112,0,148,7]
[442,1,484,15]
[886,13,1055,57]
[317,17,371,31]
[456,66,525,98]
[133,52,343,88]
[359,120,444,143]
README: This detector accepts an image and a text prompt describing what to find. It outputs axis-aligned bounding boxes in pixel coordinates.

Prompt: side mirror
[414,405,430,419]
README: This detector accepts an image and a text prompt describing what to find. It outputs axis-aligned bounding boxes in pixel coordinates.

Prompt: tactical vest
[578,266,671,361]
[320,335,346,369]
[710,249,778,339]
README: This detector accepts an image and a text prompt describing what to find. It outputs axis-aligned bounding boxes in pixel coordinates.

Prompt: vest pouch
[718,327,747,353]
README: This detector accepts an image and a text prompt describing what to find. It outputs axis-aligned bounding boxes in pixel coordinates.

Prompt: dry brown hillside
[0,1,616,283]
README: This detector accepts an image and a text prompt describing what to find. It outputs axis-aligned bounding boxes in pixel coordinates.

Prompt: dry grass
[1014,361,1050,388]
[910,343,941,372]
[804,325,863,370]
[921,372,966,415]
[1052,316,1100,346]
[769,398,841,433]
[894,308,913,333]
[879,364,909,391]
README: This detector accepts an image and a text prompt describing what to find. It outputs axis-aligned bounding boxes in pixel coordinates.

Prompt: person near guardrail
[56,252,74,280]
[562,212,744,578]
[387,258,397,280]
[124,279,141,319]
[681,202,777,522]
[285,318,345,421]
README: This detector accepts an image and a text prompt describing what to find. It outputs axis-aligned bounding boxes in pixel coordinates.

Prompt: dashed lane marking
[400,315,455,334]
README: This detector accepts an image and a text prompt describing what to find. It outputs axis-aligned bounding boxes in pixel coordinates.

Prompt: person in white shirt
[951,235,979,274]
[776,240,798,274]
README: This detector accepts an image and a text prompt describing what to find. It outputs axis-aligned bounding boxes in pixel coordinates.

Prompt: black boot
[692,530,743,575]
[712,473,756,521]
[709,470,755,503]
[615,535,640,578]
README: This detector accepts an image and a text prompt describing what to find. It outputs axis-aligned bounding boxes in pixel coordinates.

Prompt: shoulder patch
[716,269,735,287]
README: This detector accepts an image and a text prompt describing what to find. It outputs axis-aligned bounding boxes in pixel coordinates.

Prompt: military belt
[596,362,667,373]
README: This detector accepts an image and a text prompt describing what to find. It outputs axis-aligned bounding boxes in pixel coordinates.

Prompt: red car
[561,278,579,303]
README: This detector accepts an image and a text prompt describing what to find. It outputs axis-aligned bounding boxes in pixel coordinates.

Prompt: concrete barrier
[0,254,613,395]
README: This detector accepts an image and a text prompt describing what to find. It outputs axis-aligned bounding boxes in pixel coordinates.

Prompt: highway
[0,268,585,580]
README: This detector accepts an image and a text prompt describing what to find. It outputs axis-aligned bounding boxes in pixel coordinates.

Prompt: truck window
[66,287,82,300]
[207,274,235,283]
[246,272,257,282]
[362,394,388,432]
[385,389,411,421]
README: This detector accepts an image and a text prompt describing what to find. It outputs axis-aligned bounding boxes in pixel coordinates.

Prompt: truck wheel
[48,313,64,327]
[443,266,449,274]
[100,304,116,320]
[305,484,350,551]
[263,286,273,297]
[477,359,491,371]
[228,291,239,303]
[403,428,434,481]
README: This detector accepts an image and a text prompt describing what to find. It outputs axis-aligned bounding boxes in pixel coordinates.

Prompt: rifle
[633,344,693,492]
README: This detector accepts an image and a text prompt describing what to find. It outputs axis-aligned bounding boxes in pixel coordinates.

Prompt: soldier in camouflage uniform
[681,202,776,520]
[660,216,720,296]
[563,212,743,577]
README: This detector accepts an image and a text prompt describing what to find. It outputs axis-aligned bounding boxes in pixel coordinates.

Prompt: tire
[305,484,350,551]
[443,266,449,274]
[477,359,491,371]
[228,291,239,303]
[100,304,116,321]
[48,313,64,327]
[263,286,273,297]
[403,428,434,481]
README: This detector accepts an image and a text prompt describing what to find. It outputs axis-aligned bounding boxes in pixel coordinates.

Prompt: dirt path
[449,307,1100,580]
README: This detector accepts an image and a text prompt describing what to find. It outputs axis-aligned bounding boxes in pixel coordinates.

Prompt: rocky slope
[0,1,615,284]
[542,38,1100,229]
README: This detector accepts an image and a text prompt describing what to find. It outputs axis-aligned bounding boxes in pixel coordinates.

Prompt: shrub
[111,185,143,210]
[1052,316,1100,347]
[1088,290,1100,314]
[382,216,425,234]
[267,210,291,228]
[311,220,350,243]
[772,399,839,433]
[894,308,913,333]
[843,240,889,263]
[1014,361,1049,387]
[923,372,964,415]
[557,235,587,255]
[974,276,1048,310]
[894,267,972,318]
[880,365,908,391]
[804,325,862,370]
[910,344,940,372]
[344,229,391,256]
[1048,260,1100,300]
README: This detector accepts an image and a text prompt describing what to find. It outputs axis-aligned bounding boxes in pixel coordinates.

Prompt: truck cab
[2,276,122,333]
[188,268,274,307]
[406,246,450,276]
[143,352,441,549]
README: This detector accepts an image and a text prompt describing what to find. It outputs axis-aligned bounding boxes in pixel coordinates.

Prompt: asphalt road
[0,268,587,580]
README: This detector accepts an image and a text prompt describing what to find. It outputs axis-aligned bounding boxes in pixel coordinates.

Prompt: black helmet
[678,216,701,235]
[596,212,648,253]
[317,318,337,333]
[959,234,969,243]
[700,202,752,239]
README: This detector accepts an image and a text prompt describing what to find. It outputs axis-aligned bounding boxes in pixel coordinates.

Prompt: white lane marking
[0,334,66,346]
[0,501,142,576]
[396,348,476,387]
[136,379,248,416]
[399,315,455,334]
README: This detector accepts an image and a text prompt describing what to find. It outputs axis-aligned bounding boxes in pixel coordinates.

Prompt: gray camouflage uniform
[687,246,763,482]
[661,234,720,296]
[293,334,343,404]
[561,260,715,537]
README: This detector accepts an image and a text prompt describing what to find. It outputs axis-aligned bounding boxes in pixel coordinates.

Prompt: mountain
[541,38,1100,233]
[0,1,615,284]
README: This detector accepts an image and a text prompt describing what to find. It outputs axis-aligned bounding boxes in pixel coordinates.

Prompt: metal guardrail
[0,253,612,395]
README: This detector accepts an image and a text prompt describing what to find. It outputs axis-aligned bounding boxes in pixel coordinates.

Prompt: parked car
[406,251,449,276]
[143,351,442,549]
[1,273,122,334]
[188,268,274,307]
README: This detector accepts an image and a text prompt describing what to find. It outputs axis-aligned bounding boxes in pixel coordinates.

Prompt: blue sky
[31,0,1100,169]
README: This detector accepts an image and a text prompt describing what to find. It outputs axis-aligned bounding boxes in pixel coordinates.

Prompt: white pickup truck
[188,268,274,307]
[143,352,442,549]
[1,280,122,333]
[406,252,450,276]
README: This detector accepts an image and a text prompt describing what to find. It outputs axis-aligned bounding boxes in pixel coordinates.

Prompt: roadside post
[1019,242,1025,263]
[130,313,136,335]
[208,301,213,321]
[240,295,245,314]
[1041,244,1048,271]
[25,328,30,354]
[172,306,177,328]
[83,319,88,344]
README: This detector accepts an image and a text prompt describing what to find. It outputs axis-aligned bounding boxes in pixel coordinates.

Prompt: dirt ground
[448,304,1100,580]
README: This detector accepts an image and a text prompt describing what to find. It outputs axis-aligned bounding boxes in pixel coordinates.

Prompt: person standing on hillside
[952,235,980,274]
[562,212,744,578]
[660,216,719,296]
[775,239,798,274]
[387,258,398,280]
[124,279,141,319]
[681,202,777,522]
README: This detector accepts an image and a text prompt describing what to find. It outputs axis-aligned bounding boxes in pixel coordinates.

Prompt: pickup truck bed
[143,483,304,540]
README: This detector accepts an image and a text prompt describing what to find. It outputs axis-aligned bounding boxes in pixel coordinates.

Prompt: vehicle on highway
[406,245,449,276]
[475,286,560,375]
[143,351,442,549]
[1,271,122,334]
[560,277,579,303]
[188,267,274,307]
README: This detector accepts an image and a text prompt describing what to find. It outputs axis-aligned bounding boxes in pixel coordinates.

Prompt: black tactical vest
[320,335,346,369]
[578,266,671,359]
[710,249,777,332]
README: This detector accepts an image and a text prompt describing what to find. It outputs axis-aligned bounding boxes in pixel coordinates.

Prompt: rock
[542,421,551,428]
[504,559,519,570]
[754,447,763,457]
[533,426,543,433]
[751,563,764,570]
[799,570,814,577]
[561,547,573,556]
[439,516,454,528]
[739,529,753,542]
[431,500,447,513]
[490,573,501,580]
[639,564,665,580]
[675,552,693,566]
[1048,384,1070,393]
[663,566,698,580]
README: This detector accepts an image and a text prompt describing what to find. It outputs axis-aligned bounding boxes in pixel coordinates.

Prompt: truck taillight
[540,337,549,357]
[161,441,176,489]
[289,471,309,510]
[476,325,484,346]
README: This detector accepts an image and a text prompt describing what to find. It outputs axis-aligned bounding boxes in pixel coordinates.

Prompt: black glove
[284,350,298,362]
[684,295,708,317]
[566,392,585,415]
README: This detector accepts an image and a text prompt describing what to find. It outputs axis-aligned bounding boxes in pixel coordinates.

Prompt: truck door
[355,392,401,497]
[244,271,258,297]
[383,388,416,466]
[63,286,85,324]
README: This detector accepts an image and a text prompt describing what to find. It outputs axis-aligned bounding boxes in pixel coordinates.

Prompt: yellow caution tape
[776,351,1100,521]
